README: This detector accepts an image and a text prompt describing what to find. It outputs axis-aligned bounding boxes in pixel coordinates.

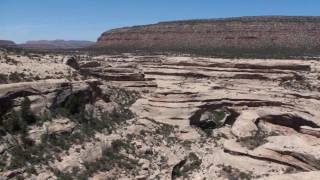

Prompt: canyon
[0,49,319,179]
[1,16,320,179]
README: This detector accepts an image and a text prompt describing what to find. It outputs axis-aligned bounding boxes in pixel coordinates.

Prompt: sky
[0,0,319,43]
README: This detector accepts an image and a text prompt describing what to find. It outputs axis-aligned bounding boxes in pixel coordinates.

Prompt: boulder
[231,110,259,138]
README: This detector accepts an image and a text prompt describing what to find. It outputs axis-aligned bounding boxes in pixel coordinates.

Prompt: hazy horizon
[1,0,319,43]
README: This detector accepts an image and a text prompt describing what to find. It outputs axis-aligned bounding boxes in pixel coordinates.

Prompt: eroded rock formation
[0,51,320,179]
[97,16,320,53]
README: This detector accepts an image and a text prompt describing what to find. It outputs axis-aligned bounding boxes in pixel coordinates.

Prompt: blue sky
[0,0,318,43]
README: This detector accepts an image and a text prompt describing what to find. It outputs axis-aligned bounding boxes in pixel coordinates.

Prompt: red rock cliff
[97,16,320,51]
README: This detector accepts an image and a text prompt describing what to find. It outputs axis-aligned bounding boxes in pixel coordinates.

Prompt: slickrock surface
[97,16,320,51]
[0,51,320,179]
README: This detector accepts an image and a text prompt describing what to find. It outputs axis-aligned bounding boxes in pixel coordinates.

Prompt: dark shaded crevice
[271,150,320,170]
[230,74,270,80]
[162,62,311,71]
[80,70,146,81]
[256,114,320,131]
[190,100,285,126]
[146,65,289,74]
[223,149,306,171]
[189,106,239,129]
[126,84,158,88]
[287,93,320,100]
[171,159,187,180]
[0,88,42,117]
[157,92,197,96]
[144,71,210,78]
[0,97,13,117]
[224,109,241,126]
[150,98,289,106]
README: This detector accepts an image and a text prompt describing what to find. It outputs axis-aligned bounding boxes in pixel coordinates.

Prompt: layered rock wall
[97,16,320,50]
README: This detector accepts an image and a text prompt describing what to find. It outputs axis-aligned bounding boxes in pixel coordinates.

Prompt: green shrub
[1,110,27,134]
[8,72,25,82]
[0,97,38,134]
[218,164,254,180]
[59,139,138,179]
[0,74,7,83]
[8,142,52,170]
[21,97,37,124]
[172,152,202,179]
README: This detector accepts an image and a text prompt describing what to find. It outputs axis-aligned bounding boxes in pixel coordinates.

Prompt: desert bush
[55,139,138,179]
[8,140,52,170]
[172,152,202,179]
[20,97,37,124]
[1,110,26,134]
[0,74,8,83]
[8,72,25,82]
[218,164,254,180]
[0,97,38,134]
[155,123,174,137]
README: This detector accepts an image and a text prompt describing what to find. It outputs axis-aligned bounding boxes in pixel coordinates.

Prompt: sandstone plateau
[97,16,320,56]
[0,47,320,179]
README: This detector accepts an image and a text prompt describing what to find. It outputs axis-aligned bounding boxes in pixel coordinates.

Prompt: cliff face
[97,16,320,51]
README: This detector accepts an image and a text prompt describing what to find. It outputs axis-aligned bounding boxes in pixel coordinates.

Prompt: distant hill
[96,16,320,57]
[0,40,17,48]
[20,40,95,49]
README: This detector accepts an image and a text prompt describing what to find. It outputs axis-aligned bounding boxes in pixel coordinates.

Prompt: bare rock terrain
[0,50,320,179]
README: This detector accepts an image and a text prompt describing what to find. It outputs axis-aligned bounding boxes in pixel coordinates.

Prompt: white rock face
[231,110,259,138]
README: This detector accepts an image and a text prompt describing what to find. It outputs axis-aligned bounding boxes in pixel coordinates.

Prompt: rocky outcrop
[97,16,320,54]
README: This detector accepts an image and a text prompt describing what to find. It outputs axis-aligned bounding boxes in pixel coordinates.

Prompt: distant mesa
[96,16,320,54]
[0,40,17,48]
[20,40,95,49]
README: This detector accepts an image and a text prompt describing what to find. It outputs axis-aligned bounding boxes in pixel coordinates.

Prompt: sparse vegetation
[0,85,139,177]
[0,73,7,83]
[218,164,254,180]
[105,86,140,106]
[0,97,36,134]
[172,152,202,179]
[8,72,26,82]
[8,140,52,170]
[52,139,139,179]
[181,140,192,150]
[280,73,313,91]
[238,130,275,150]
[155,123,174,138]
